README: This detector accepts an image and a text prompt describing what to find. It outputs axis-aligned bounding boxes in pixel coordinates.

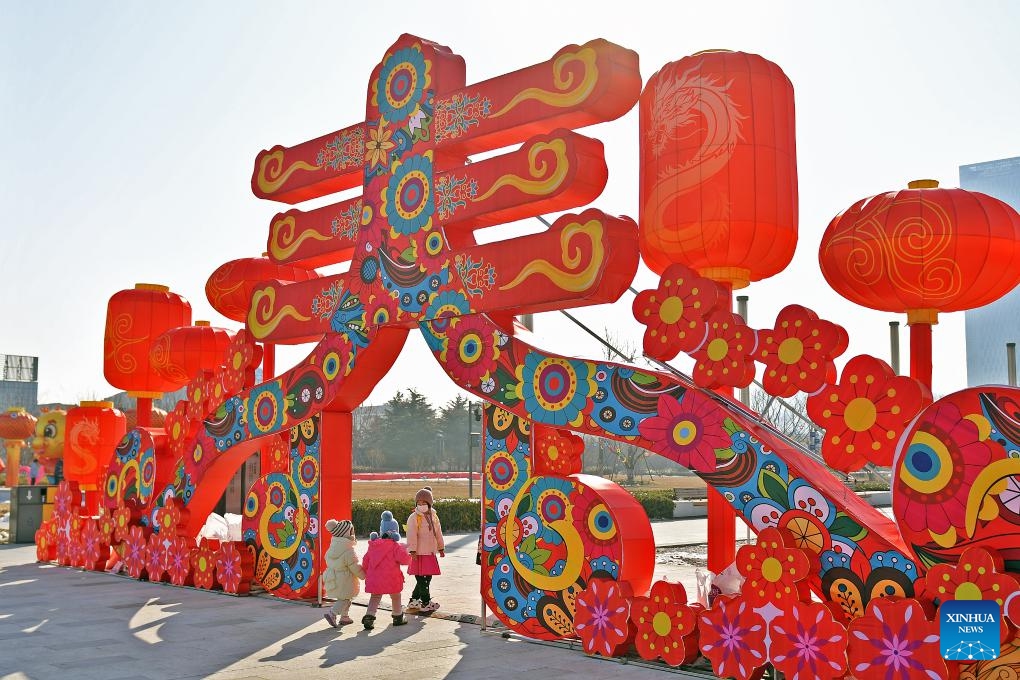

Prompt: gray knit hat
[325,519,354,539]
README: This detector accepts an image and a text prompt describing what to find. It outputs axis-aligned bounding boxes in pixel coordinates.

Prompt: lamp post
[467,401,482,498]
[436,433,445,474]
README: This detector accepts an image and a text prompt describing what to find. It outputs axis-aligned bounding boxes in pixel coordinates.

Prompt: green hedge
[351,498,481,537]
[351,488,674,536]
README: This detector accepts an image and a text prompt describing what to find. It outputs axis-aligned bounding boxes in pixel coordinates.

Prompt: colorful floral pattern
[515,353,595,427]
[166,537,192,586]
[441,314,500,387]
[630,580,700,666]
[755,304,848,398]
[124,525,148,579]
[771,600,848,680]
[808,354,932,471]
[690,311,756,389]
[638,392,730,472]
[216,542,253,595]
[574,578,633,657]
[698,595,768,680]
[847,598,947,680]
[532,425,583,476]
[382,153,434,236]
[633,263,721,360]
[736,527,811,607]
[146,532,169,582]
[191,541,219,590]
[79,519,105,571]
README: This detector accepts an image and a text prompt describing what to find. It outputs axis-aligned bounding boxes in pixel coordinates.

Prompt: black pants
[412,575,433,604]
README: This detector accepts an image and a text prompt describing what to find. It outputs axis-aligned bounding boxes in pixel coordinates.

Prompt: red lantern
[1,407,37,486]
[125,407,167,430]
[820,179,1020,387]
[150,321,234,388]
[104,283,191,426]
[65,401,126,513]
[639,49,798,289]
[205,257,317,323]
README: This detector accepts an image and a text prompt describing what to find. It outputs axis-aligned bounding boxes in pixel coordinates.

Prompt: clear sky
[3,1,1020,408]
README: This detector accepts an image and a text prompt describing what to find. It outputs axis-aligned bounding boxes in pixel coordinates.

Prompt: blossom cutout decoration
[690,311,756,389]
[698,595,768,680]
[191,541,219,590]
[847,598,947,680]
[166,537,193,587]
[896,401,997,537]
[216,542,254,594]
[574,578,634,657]
[638,392,731,473]
[221,330,261,396]
[630,580,701,666]
[124,525,149,580]
[755,305,849,398]
[146,532,169,583]
[807,354,932,471]
[79,519,107,571]
[165,401,192,460]
[186,371,214,421]
[921,547,1016,642]
[633,263,721,360]
[113,504,132,544]
[736,527,812,608]
[771,600,848,680]
[533,425,584,476]
[155,499,182,537]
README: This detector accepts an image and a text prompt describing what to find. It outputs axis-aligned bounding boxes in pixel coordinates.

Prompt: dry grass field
[351,474,706,500]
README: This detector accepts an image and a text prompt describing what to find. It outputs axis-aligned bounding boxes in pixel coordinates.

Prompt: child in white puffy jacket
[321,519,364,628]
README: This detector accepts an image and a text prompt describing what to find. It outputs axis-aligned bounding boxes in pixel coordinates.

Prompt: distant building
[961,155,1020,386]
[0,354,39,412]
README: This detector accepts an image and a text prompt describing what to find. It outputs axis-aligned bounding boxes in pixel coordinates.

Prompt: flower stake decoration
[698,594,768,680]
[166,536,193,587]
[807,354,932,471]
[919,547,1017,643]
[532,425,584,476]
[633,263,721,360]
[629,580,701,666]
[770,600,848,680]
[124,525,149,580]
[574,578,634,657]
[191,540,219,590]
[847,597,947,679]
[690,311,756,389]
[216,542,254,595]
[755,304,848,398]
[736,526,812,608]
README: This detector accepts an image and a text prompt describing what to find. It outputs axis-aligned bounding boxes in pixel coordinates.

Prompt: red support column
[319,410,353,530]
[135,397,153,428]
[907,309,936,390]
[707,286,738,574]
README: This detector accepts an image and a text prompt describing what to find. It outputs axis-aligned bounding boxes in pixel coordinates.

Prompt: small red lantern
[150,321,234,388]
[1,407,37,486]
[65,401,126,513]
[206,257,317,323]
[104,284,192,426]
[820,179,1020,387]
[639,49,798,289]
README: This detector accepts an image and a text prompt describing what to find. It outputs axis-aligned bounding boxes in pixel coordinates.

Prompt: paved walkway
[0,510,896,679]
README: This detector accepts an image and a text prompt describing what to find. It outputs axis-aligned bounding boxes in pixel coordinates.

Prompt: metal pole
[890,321,901,375]
[467,402,474,499]
[736,296,750,406]
[1008,343,1017,387]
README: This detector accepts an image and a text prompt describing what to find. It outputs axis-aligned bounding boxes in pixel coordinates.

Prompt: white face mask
[416,504,429,513]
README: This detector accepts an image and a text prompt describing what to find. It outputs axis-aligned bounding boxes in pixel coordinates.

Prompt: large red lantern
[65,401,126,513]
[150,321,234,388]
[820,179,1020,387]
[639,49,798,289]
[104,283,192,426]
[1,408,37,486]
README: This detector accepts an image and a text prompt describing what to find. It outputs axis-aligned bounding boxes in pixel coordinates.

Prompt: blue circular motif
[384,154,434,235]
[376,46,427,124]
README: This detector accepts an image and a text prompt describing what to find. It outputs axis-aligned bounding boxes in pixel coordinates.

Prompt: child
[322,519,364,628]
[360,524,411,629]
[406,487,445,613]
[379,510,400,541]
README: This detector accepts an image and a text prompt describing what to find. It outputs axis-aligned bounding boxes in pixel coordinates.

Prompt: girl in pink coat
[406,487,445,613]
[360,526,411,629]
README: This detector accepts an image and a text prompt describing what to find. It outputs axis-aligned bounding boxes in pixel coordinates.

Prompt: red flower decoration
[920,548,1017,642]
[807,354,931,471]
[629,580,701,666]
[896,401,996,536]
[574,578,634,657]
[186,370,214,421]
[146,532,169,582]
[771,600,848,680]
[166,537,193,587]
[690,311,756,389]
[633,264,721,360]
[35,522,55,562]
[533,425,584,476]
[164,401,192,460]
[441,315,500,387]
[54,480,79,519]
[124,525,149,579]
[216,542,254,594]
[191,541,219,590]
[698,595,768,680]
[95,508,115,547]
[113,504,133,543]
[638,392,731,473]
[221,330,260,396]
[55,514,76,566]
[67,532,85,569]
[155,500,182,537]
[366,291,399,328]
[736,527,812,608]
[79,518,108,571]
[755,305,848,398]
[847,598,947,680]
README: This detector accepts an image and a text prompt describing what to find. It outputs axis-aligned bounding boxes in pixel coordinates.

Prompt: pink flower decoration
[847,598,947,680]
[166,536,193,587]
[574,578,634,657]
[638,392,731,473]
[771,600,848,680]
[698,595,768,680]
